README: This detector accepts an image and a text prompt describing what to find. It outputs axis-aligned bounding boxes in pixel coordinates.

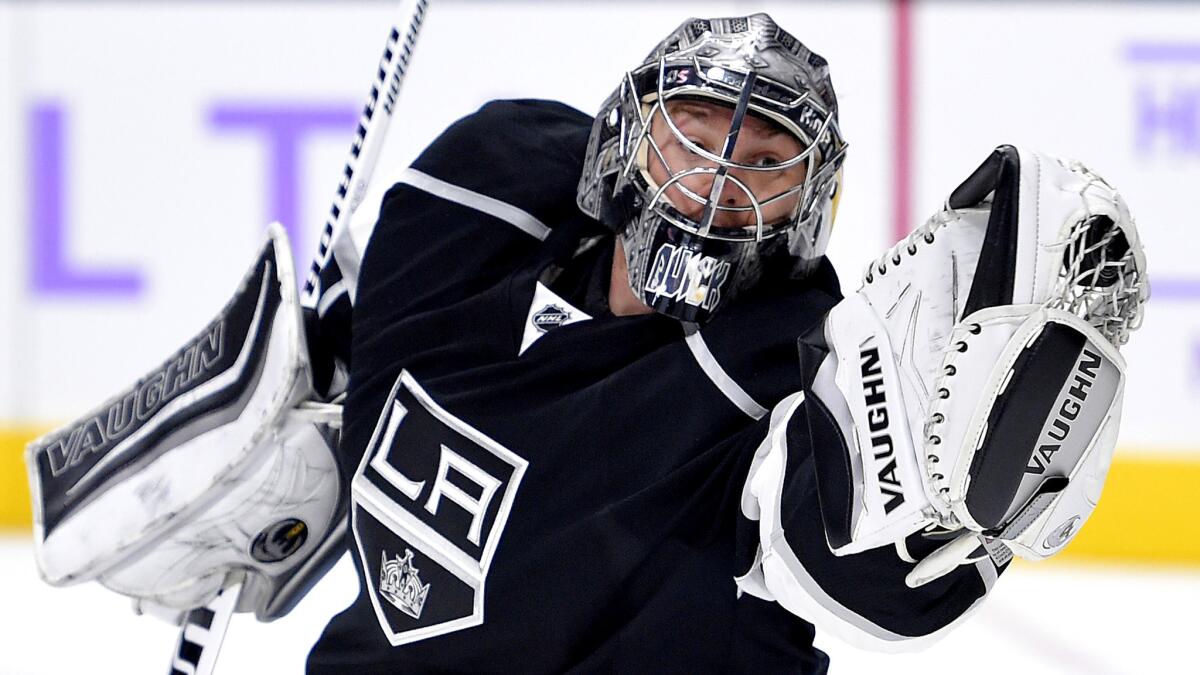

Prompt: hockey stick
[163,3,431,673]
[167,582,240,675]
[301,0,431,310]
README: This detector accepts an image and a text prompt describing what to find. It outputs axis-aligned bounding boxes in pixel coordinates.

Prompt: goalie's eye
[751,154,784,168]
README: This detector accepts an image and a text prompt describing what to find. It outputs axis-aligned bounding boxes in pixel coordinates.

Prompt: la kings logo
[351,371,528,647]
[860,342,905,514]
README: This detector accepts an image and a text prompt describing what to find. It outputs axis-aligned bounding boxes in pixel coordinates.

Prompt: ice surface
[1,537,1194,674]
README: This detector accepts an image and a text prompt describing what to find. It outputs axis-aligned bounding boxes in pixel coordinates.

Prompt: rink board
[2,426,1198,565]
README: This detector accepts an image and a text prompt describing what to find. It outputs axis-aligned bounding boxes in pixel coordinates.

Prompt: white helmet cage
[578,13,847,323]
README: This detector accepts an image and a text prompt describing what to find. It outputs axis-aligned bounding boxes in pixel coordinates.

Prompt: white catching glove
[800,145,1148,586]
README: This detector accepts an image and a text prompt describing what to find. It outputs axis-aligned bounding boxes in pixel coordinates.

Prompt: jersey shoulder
[354,100,596,344]
[408,99,594,224]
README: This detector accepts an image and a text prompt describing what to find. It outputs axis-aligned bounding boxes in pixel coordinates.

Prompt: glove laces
[862,204,962,286]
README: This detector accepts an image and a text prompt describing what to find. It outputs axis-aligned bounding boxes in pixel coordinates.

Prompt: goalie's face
[644,99,810,231]
[579,15,848,324]
[607,95,822,323]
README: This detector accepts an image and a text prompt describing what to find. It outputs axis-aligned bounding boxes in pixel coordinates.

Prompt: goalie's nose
[671,171,760,230]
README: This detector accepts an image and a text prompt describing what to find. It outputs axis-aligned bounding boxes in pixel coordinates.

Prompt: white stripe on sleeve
[683,327,768,420]
[398,168,551,241]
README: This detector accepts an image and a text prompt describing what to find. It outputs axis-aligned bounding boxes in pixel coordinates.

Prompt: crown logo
[379,549,430,619]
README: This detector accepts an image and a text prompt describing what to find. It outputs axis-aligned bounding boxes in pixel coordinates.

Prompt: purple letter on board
[208,104,358,256]
[30,103,143,296]
[1135,84,1200,154]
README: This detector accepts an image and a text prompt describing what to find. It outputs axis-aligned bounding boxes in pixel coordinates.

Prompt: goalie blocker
[26,225,346,621]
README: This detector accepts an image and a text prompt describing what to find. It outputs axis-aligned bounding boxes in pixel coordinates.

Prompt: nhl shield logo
[519,283,591,355]
[532,304,570,332]
[379,549,430,619]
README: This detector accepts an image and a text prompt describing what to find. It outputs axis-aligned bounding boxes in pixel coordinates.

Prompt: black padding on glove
[965,321,1086,530]
[795,325,827,389]
[949,145,1021,319]
[796,327,855,550]
[304,307,337,399]
[798,393,854,551]
[776,450,1001,639]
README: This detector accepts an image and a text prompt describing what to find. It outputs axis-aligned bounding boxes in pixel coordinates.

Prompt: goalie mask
[577,13,847,323]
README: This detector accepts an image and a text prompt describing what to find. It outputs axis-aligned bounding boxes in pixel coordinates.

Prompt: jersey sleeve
[734,392,1007,652]
[301,99,595,398]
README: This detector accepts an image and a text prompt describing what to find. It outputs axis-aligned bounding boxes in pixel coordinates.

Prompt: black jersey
[305,100,999,674]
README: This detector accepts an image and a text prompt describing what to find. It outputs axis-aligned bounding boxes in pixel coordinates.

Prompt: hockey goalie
[25,9,1148,674]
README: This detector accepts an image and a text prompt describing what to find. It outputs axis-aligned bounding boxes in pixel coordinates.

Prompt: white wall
[0,1,1192,453]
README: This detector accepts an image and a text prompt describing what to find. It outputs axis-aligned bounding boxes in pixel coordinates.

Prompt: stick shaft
[164,6,432,672]
[166,582,240,675]
[301,0,432,308]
